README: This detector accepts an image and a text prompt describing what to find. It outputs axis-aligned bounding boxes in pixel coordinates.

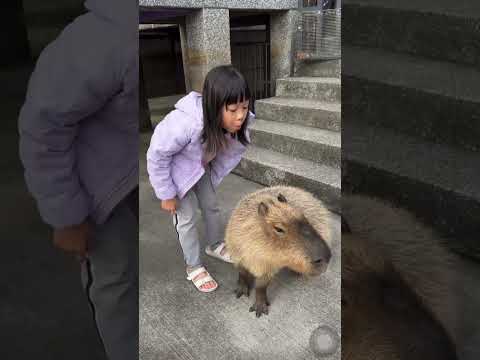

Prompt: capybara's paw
[235,282,250,298]
[249,299,270,317]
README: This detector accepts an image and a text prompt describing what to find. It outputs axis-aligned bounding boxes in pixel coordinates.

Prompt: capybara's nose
[312,250,331,275]
[313,240,331,265]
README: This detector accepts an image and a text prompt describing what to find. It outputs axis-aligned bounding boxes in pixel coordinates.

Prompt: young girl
[146,65,254,293]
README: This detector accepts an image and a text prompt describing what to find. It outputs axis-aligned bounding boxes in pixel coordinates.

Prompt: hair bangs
[224,75,251,107]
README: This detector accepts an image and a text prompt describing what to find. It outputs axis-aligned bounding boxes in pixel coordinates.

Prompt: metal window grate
[231,42,271,105]
[300,0,341,10]
[294,9,341,61]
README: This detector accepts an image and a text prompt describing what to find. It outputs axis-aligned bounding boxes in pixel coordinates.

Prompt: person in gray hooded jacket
[18,1,138,359]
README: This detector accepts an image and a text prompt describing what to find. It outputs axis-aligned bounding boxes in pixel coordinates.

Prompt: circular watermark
[310,325,340,357]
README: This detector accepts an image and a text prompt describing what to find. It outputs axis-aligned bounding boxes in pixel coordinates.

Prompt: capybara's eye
[274,226,285,233]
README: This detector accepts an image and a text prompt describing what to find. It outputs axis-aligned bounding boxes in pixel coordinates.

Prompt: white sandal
[186,266,218,293]
[205,243,234,263]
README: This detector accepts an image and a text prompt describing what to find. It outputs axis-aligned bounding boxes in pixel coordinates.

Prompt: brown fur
[225,186,332,316]
[342,195,480,360]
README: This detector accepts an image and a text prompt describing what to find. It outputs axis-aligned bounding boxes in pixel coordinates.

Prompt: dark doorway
[139,24,185,98]
[230,13,272,107]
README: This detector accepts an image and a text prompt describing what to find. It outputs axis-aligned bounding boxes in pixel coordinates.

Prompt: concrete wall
[180,9,297,95]
[142,5,298,96]
[140,0,297,10]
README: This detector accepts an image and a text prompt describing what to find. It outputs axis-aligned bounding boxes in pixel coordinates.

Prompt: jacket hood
[174,91,203,122]
[84,0,138,26]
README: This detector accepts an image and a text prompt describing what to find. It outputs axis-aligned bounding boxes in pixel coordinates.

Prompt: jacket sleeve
[18,28,124,228]
[146,111,192,200]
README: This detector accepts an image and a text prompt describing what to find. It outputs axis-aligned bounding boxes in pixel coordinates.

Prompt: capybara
[225,186,333,317]
[342,194,480,360]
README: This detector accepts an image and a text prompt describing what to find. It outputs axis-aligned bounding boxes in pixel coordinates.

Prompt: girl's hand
[53,220,91,262]
[161,198,177,214]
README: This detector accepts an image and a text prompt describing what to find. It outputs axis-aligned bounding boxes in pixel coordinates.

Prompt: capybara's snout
[311,243,331,275]
[299,220,331,274]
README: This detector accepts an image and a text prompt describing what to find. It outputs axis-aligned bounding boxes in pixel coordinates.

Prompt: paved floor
[139,134,341,360]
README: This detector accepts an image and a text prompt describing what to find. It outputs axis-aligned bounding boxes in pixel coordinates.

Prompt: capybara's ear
[258,202,269,216]
[278,193,287,203]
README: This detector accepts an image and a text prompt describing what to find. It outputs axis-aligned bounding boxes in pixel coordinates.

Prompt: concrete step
[343,0,480,67]
[148,94,184,114]
[343,46,480,151]
[250,119,340,168]
[233,145,340,212]
[343,121,480,260]
[148,94,185,127]
[276,77,341,102]
[295,60,341,78]
[255,97,340,131]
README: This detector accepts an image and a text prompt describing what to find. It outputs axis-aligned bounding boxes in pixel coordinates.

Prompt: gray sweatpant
[173,166,223,268]
[81,189,138,360]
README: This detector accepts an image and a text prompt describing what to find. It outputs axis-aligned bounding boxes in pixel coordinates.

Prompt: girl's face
[222,99,249,134]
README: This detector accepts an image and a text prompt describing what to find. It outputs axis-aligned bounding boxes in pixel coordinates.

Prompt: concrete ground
[139,134,341,360]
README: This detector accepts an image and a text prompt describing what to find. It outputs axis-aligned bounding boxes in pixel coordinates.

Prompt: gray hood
[84,0,138,27]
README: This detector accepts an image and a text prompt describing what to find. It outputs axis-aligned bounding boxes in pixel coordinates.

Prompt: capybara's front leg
[235,266,254,298]
[249,276,271,318]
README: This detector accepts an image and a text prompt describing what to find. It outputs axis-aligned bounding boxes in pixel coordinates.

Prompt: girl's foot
[186,266,218,293]
[205,242,233,263]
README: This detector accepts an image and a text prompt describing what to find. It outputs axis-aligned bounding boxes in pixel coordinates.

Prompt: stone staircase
[234,64,341,212]
[343,0,480,260]
[148,94,185,128]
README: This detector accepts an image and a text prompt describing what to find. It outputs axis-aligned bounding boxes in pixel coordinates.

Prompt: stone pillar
[270,10,299,94]
[179,21,191,93]
[182,8,231,93]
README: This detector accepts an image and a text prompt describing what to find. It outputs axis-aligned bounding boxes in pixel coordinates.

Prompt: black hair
[201,65,253,158]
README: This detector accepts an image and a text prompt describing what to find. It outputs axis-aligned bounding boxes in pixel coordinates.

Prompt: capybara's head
[257,192,331,275]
